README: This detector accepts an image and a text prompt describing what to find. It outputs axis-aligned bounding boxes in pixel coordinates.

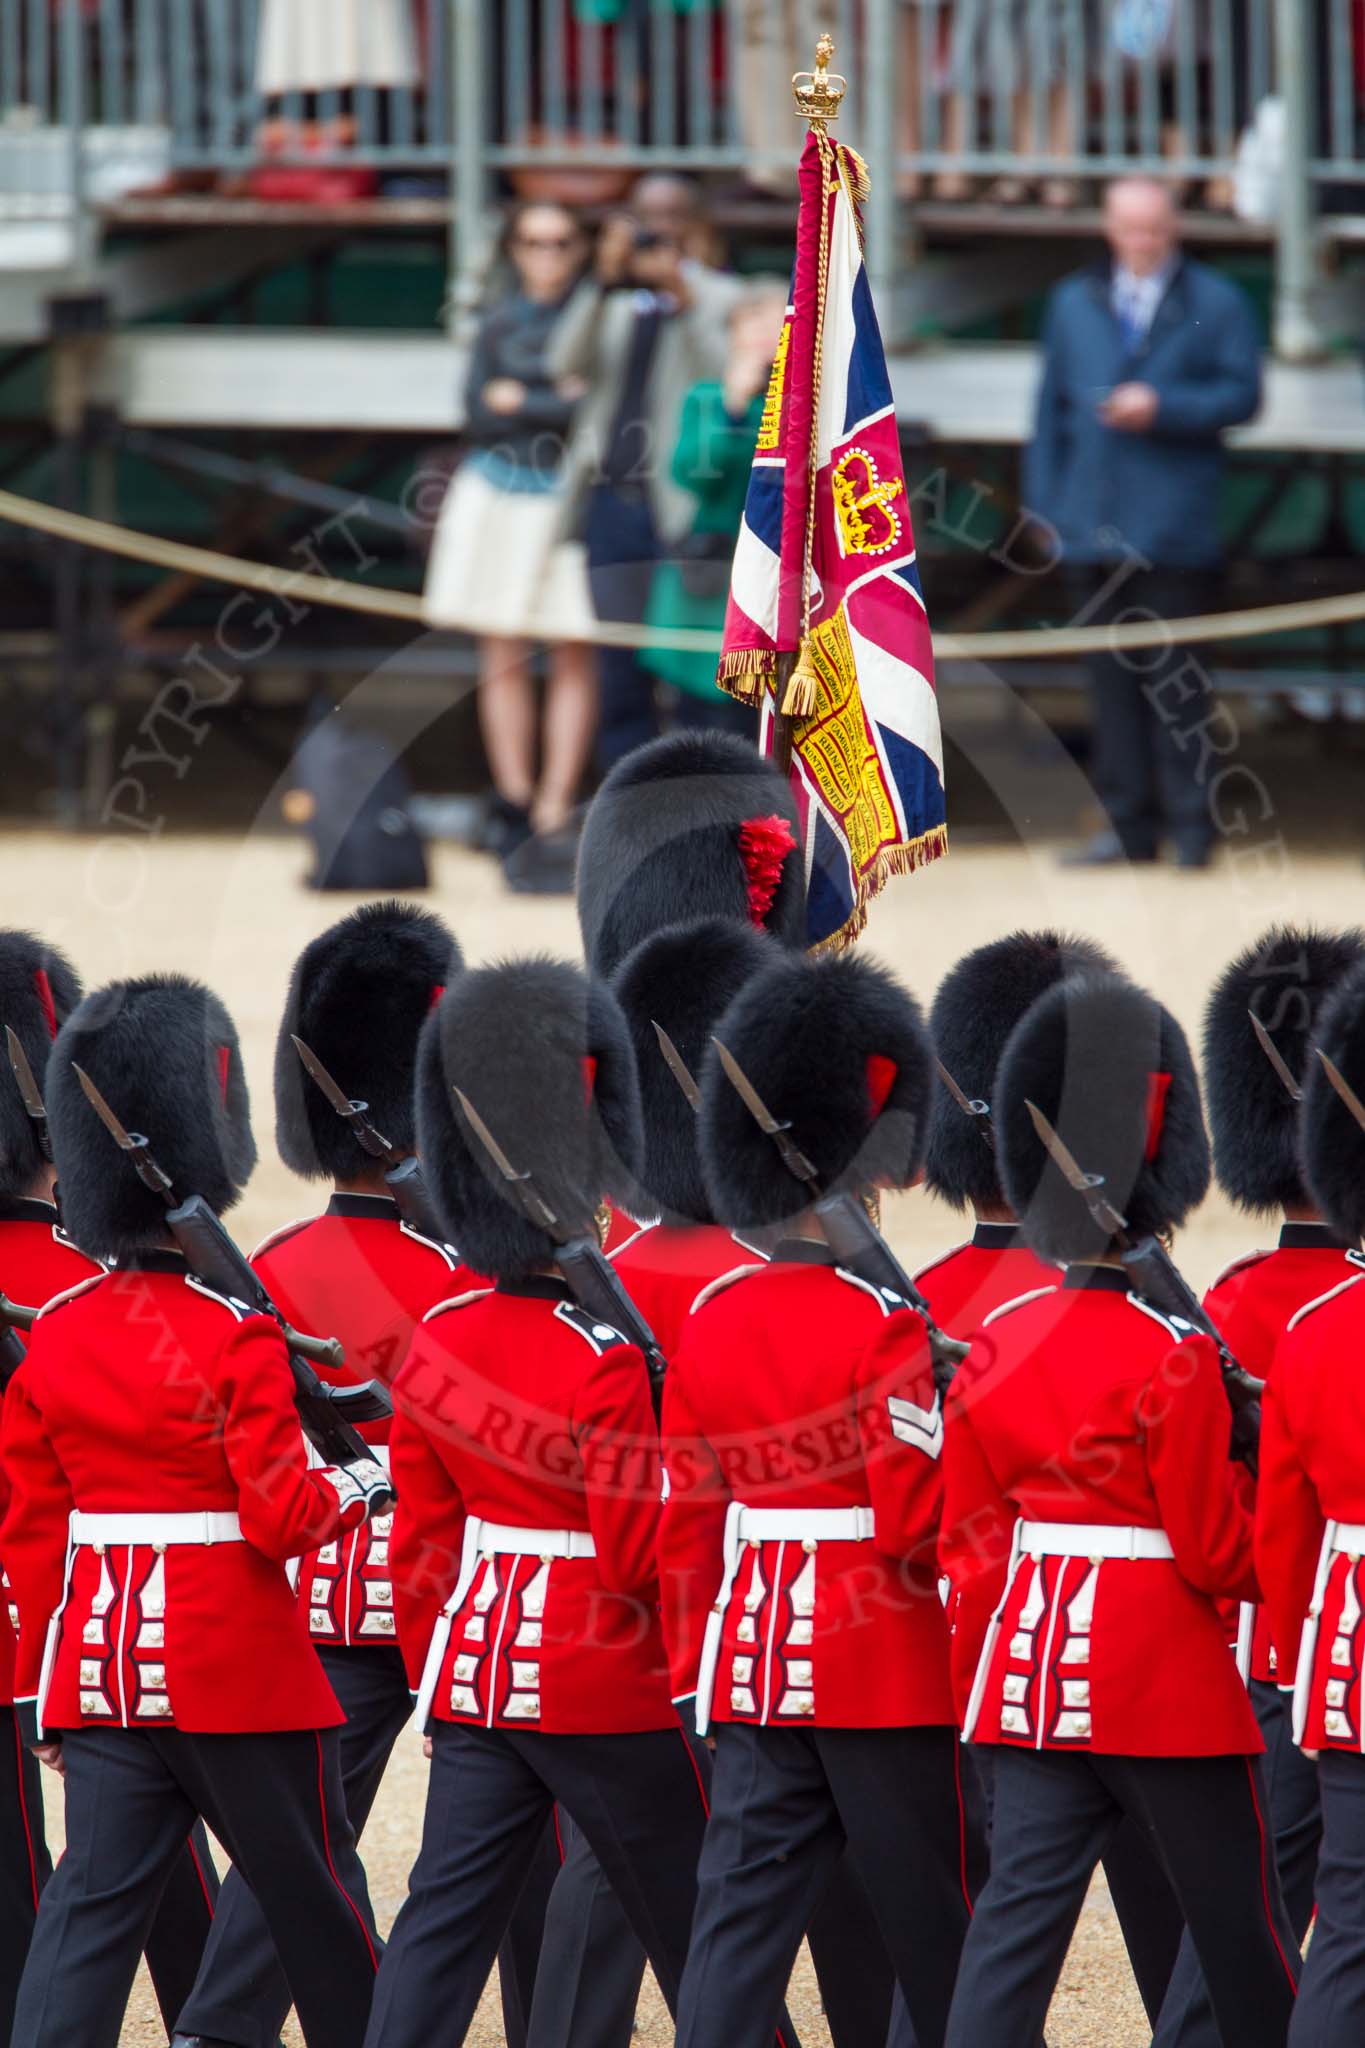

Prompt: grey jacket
[547,260,744,542]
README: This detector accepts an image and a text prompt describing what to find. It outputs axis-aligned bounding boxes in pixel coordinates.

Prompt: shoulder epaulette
[608,1219,657,1262]
[688,1262,768,1317]
[554,1300,630,1353]
[833,1267,910,1317]
[250,1216,315,1262]
[397,1221,462,1270]
[184,1276,249,1321]
[981,1285,1056,1330]
[422,1286,494,1324]
[35,1273,103,1321]
[1287,1270,1365,1335]
[1206,1249,1272,1295]
[912,1241,971,1286]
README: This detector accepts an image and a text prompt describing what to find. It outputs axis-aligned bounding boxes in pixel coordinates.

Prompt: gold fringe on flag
[812,824,950,954]
[715,649,776,704]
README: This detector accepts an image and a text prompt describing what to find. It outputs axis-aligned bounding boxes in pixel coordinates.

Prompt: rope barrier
[4,484,1365,662]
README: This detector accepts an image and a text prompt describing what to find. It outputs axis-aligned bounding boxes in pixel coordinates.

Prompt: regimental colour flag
[717,127,947,950]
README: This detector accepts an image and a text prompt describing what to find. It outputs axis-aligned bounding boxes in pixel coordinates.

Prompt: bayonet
[292,1035,448,1241]
[451,1084,668,1415]
[73,1064,175,1199]
[1317,1048,1365,1137]
[935,1059,994,1145]
[1023,1100,1262,1469]
[711,1038,820,1186]
[651,1021,702,1112]
[1249,1012,1303,1104]
[6,1026,51,1160]
[710,1038,968,1389]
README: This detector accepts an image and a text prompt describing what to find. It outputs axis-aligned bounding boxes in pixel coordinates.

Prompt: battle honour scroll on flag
[717,91,947,950]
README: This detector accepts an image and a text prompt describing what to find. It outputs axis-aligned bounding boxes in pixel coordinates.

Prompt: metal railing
[0,2,1355,349]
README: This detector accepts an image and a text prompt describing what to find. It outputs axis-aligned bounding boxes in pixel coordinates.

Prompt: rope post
[448,0,487,341]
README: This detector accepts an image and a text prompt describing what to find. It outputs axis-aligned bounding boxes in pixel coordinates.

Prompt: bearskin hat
[996,972,1210,1265]
[275,900,461,1181]
[924,930,1118,1212]
[699,950,932,1232]
[416,957,643,1278]
[1204,923,1365,1215]
[611,918,775,1225]
[48,975,257,1261]
[575,731,804,977]
[1302,959,1365,1245]
[0,930,82,1198]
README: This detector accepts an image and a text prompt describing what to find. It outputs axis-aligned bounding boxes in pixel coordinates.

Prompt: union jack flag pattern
[717,128,946,948]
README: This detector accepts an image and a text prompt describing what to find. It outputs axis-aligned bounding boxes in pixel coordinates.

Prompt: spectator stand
[0,0,1363,821]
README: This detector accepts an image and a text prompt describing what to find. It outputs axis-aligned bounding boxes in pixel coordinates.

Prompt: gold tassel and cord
[780,639,821,718]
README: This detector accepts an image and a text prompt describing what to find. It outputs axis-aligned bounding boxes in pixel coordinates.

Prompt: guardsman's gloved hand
[329,1456,393,1520]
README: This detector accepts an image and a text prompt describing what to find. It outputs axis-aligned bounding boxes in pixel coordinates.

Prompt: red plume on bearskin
[1204,923,1365,1216]
[699,949,932,1232]
[275,900,462,1181]
[995,972,1210,1266]
[1302,958,1365,1245]
[416,958,643,1279]
[48,975,257,1261]
[0,929,82,1198]
[612,918,776,1225]
[576,732,804,977]
[924,930,1118,1214]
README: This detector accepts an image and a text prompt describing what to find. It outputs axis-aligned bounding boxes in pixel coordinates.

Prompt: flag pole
[773,31,845,778]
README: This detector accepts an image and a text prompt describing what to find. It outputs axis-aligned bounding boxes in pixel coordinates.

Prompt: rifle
[706,1035,969,1395]
[290,1035,448,1243]
[0,1291,36,1392]
[452,1086,668,1420]
[72,1066,394,1505]
[1024,1100,1262,1473]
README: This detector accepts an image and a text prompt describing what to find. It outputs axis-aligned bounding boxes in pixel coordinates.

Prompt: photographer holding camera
[549,174,742,770]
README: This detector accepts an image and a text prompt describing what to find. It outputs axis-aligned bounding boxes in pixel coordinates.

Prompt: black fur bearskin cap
[924,930,1118,1212]
[416,956,643,1278]
[48,975,257,1261]
[1302,958,1365,1245]
[996,972,1210,1265]
[275,900,462,1181]
[575,730,805,978]
[1204,923,1365,1215]
[611,918,775,1226]
[700,949,932,1233]
[0,930,82,1198]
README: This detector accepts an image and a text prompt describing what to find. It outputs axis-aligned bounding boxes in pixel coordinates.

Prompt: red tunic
[252,1194,467,1650]
[660,1243,954,1730]
[389,1276,675,1735]
[914,1223,1059,1338]
[611,1219,761,1358]
[1,1251,367,1735]
[941,1267,1261,1758]
[0,1198,103,1707]
[1255,1263,1365,1752]
[1205,1222,1359,1683]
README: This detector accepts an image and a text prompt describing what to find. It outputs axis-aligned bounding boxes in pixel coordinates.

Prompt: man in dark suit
[1025,178,1262,869]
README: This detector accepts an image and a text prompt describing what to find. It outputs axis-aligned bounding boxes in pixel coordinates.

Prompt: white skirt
[256,0,418,95]
[422,463,596,643]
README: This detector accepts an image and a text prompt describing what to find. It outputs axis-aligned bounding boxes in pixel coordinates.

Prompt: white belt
[1019,1521,1174,1563]
[1292,1518,1365,1746]
[693,1503,875,1739]
[69,1510,244,1548]
[413,1518,596,1730]
[962,1519,1173,1744]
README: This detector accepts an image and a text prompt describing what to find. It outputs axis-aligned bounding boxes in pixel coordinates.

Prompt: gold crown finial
[793,32,846,127]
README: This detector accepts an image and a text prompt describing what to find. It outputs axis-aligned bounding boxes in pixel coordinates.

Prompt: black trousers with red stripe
[0,1704,219,2045]
[674,1723,972,2048]
[363,1720,710,2048]
[12,1723,381,2048]
[945,1745,1299,2048]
